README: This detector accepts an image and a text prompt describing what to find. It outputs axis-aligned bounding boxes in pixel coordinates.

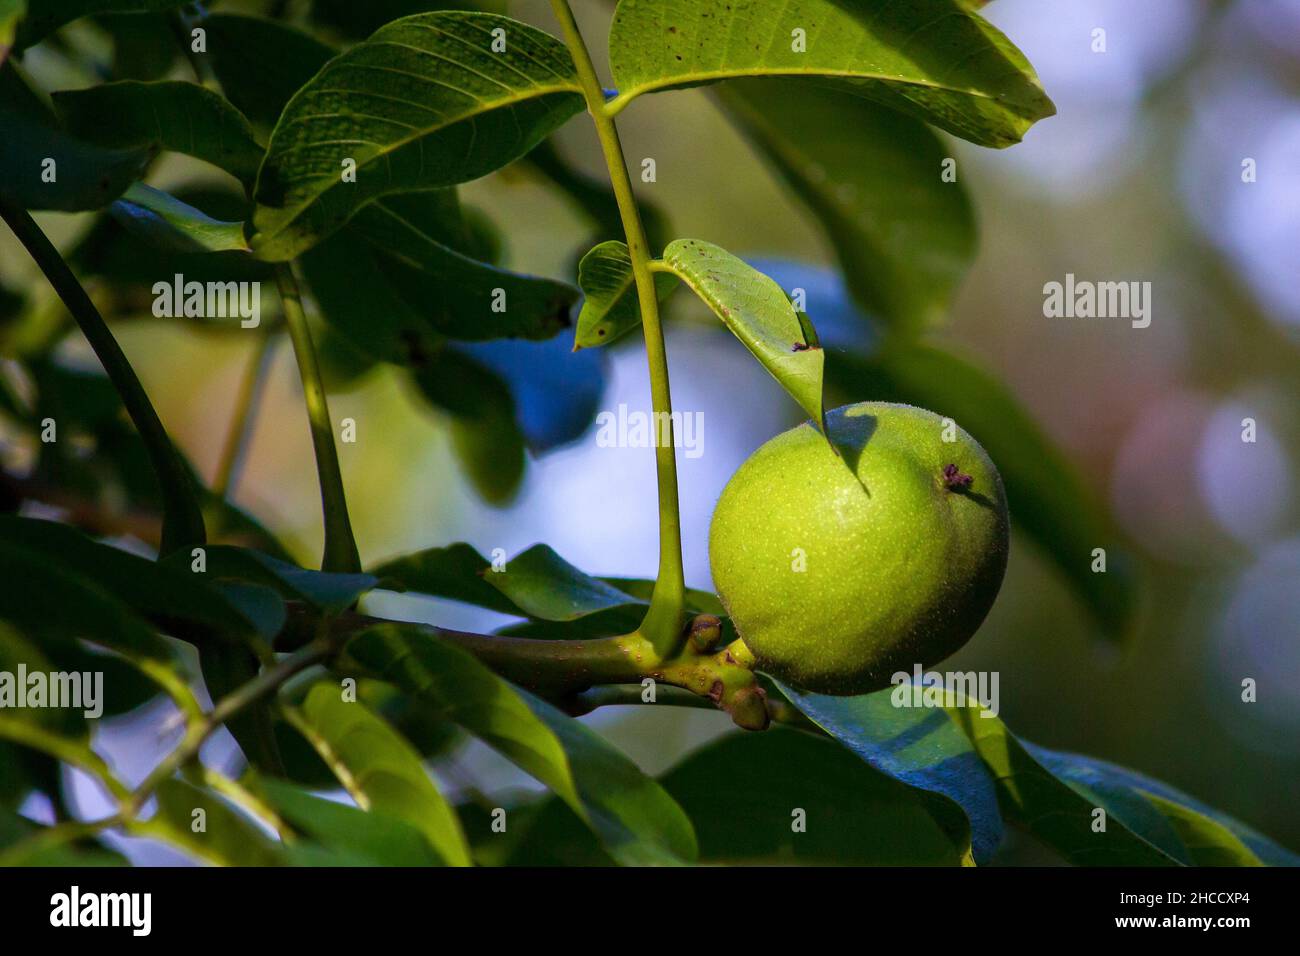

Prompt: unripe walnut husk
[709,402,1009,696]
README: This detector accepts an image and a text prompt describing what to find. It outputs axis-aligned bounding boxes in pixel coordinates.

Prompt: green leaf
[777,683,1004,864]
[1139,795,1262,867]
[309,0,508,41]
[1023,744,1299,867]
[350,195,577,342]
[371,541,721,627]
[371,543,524,615]
[369,539,719,641]
[607,0,1055,148]
[52,80,264,185]
[139,778,285,866]
[0,1,23,68]
[97,11,177,81]
[411,347,526,504]
[0,62,148,211]
[664,729,973,864]
[204,14,336,130]
[448,408,526,506]
[341,625,698,865]
[574,240,678,349]
[298,226,436,364]
[110,183,250,253]
[14,1,188,49]
[165,545,376,614]
[198,644,284,775]
[251,11,584,260]
[942,705,1183,865]
[0,626,80,734]
[482,544,646,622]
[257,778,446,866]
[274,677,460,789]
[719,80,976,334]
[662,238,824,428]
[0,538,173,663]
[827,342,1140,639]
[0,813,128,866]
[295,684,470,866]
[0,516,266,640]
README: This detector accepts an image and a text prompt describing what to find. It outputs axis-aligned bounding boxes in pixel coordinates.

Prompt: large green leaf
[14,1,187,49]
[298,225,435,364]
[204,14,336,130]
[340,624,698,865]
[941,705,1184,865]
[607,0,1055,148]
[500,727,975,866]
[574,240,678,349]
[258,778,446,866]
[295,684,470,865]
[1022,744,1299,867]
[96,10,177,81]
[52,80,265,185]
[664,729,973,864]
[371,542,524,614]
[138,778,285,866]
[483,544,648,622]
[778,683,1003,864]
[110,183,250,254]
[0,63,148,211]
[0,517,266,638]
[0,544,169,662]
[663,238,824,428]
[827,342,1140,639]
[719,80,975,334]
[1139,795,1261,867]
[350,195,577,342]
[251,11,584,260]
[163,545,376,614]
[410,347,526,504]
[791,682,1284,867]
[370,541,721,629]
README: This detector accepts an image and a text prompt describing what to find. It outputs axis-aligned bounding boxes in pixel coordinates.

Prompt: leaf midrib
[610,67,1042,116]
[256,78,580,243]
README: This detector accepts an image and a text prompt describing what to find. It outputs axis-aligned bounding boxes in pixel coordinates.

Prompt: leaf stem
[121,637,335,819]
[273,263,361,573]
[213,332,276,503]
[549,0,686,658]
[0,200,207,555]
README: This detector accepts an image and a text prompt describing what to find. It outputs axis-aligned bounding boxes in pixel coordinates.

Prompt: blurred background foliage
[1,0,1297,861]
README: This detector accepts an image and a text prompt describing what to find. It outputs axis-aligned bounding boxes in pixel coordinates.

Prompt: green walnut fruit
[709,402,1009,696]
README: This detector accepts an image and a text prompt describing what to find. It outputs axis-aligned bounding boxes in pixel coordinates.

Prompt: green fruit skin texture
[709,402,1009,696]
